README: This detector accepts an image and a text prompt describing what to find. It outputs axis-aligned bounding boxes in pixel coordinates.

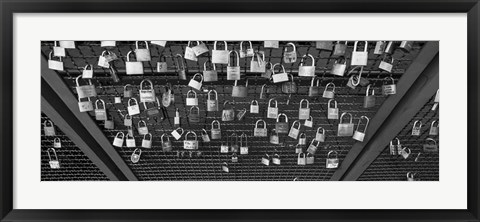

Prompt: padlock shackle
[223,100,232,108]
[133,148,142,156]
[316,127,325,135]
[240,41,253,50]
[208,89,218,100]
[328,99,338,109]
[383,76,395,84]
[299,132,306,139]
[310,138,320,147]
[255,119,266,129]
[124,84,132,91]
[161,133,171,142]
[128,98,138,107]
[366,84,375,96]
[174,54,186,69]
[308,115,313,121]
[413,120,423,128]
[203,60,216,71]
[135,41,149,50]
[211,120,221,129]
[126,50,137,62]
[44,120,54,127]
[187,41,200,47]
[325,82,336,92]
[47,148,58,161]
[250,100,258,105]
[310,77,320,87]
[298,152,306,158]
[268,98,278,108]
[175,127,185,135]
[406,172,415,179]
[291,120,301,129]
[334,57,347,65]
[353,41,368,52]
[347,66,364,87]
[260,84,268,99]
[355,116,370,133]
[431,120,439,127]
[227,50,240,66]
[392,137,401,145]
[95,99,105,109]
[187,90,197,98]
[284,42,296,52]
[143,133,152,141]
[126,133,134,140]
[54,137,61,143]
[189,105,200,114]
[191,73,204,83]
[339,112,353,124]
[425,138,437,145]
[48,51,62,61]
[201,128,208,135]
[276,113,288,123]
[230,132,238,145]
[299,99,309,108]
[83,64,92,71]
[138,120,146,128]
[300,54,315,67]
[213,41,228,50]
[272,63,286,75]
[252,51,265,63]
[115,132,125,139]
[327,150,338,159]
[140,79,154,90]
[184,130,197,140]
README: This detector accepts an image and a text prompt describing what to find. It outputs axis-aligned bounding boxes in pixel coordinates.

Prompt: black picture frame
[1,1,479,221]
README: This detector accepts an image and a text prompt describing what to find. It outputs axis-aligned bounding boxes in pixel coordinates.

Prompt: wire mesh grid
[41,41,432,181]
[41,113,110,181]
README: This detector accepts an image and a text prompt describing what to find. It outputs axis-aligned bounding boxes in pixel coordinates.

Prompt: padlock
[267,99,279,119]
[104,119,114,130]
[304,116,314,128]
[316,41,333,50]
[333,41,348,57]
[53,138,61,148]
[327,99,339,120]
[207,90,219,112]
[384,41,395,54]
[143,98,160,117]
[47,148,60,169]
[231,153,239,163]
[337,112,354,136]
[135,41,151,61]
[192,41,209,56]
[271,63,289,83]
[127,98,140,116]
[275,113,289,134]
[75,75,97,99]
[295,144,303,154]
[232,79,248,98]
[203,60,218,82]
[141,133,152,149]
[188,73,203,91]
[139,79,155,103]
[188,106,200,123]
[126,134,136,148]
[261,62,273,79]
[236,108,247,121]
[201,129,210,142]
[123,84,133,98]
[94,99,107,121]
[131,148,142,163]
[346,66,366,89]
[114,96,122,104]
[220,134,229,153]
[78,96,93,112]
[174,54,187,80]
[82,64,93,78]
[353,116,370,142]
[423,138,438,152]
[399,41,414,52]
[363,85,376,108]
[59,41,75,49]
[98,50,118,68]
[298,133,307,145]
[162,84,174,107]
[389,137,401,155]
[53,41,66,57]
[184,41,198,61]
[228,133,239,153]
[150,41,167,47]
[126,50,144,75]
[269,129,280,145]
[211,41,229,64]
[254,120,268,137]
[261,154,270,166]
[124,114,132,126]
[240,41,255,58]
[222,162,229,173]
[173,108,180,126]
[330,58,347,76]
[264,41,279,48]
[351,41,369,66]
[210,120,221,140]
[183,131,198,150]
[298,54,316,77]
[326,151,339,168]
[400,147,411,159]
[282,74,297,94]
[379,56,394,73]
[222,101,235,122]
[374,41,386,55]
[288,120,301,139]
[412,120,422,136]
[137,120,148,135]
[306,153,315,165]
[157,55,168,73]
[283,42,297,63]
[244,100,258,116]
[227,50,241,80]
[272,154,281,165]
[298,99,311,120]
[309,77,321,97]
[307,139,320,155]
[297,153,306,165]
[112,132,124,147]
[100,41,116,47]
[260,84,269,99]
[48,51,64,71]
[406,172,416,181]
[127,126,134,137]
[186,90,198,106]
[315,127,325,142]
[161,133,173,151]
[250,52,266,73]
[429,120,439,135]
[323,82,335,99]
[382,77,397,95]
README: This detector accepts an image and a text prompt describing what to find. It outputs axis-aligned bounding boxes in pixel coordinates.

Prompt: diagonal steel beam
[342,55,439,180]
[41,57,138,181]
[331,41,439,181]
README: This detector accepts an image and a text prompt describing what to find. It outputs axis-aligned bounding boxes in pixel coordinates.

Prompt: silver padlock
[184,41,198,61]
[135,41,151,62]
[250,100,259,114]
[161,133,173,152]
[183,131,198,150]
[429,120,439,136]
[353,116,370,142]
[333,41,348,57]
[188,73,203,91]
[374,41,386,55]
[382,77,397,95]
[137,120,149,135]
[123,84,133,98]
[327,99,339,120]
[151,41,167,47]
[53,137,62,148]
[201,129,210,143]
[264,41,279,48]
[298,133,307,145]
[281,74,298,94]
[186,90,198,106]
[211,120,221,140]
[423,138,438,152]
[222,162,229,173]
[267,99,279,119]
[351,41,369,66]
[94,99,107,121]
[220,136,229,153]
[406,172,416,181]
[192,41,209,56]
[330,58,347,76]
[232,79,248,98]
[240,133,248,154]
[254,120,268,137]
[126,134,136,148]
[308,77,321,97]
[307,139,320,155]
[78,97,93,112]
[104,119,114,130]
[222,100,235,122]
[384,41,395,54]
[131,148,142,163]
[297,153,306,165]
[75,75,96,99]
[412,120,422,136]
[272,154,281,165]
[139,79,156,103]
[269,129,280,144]
[399,41,414,52]
[124,114,132,126]
[295,144,303,154]
[142,133,152,149]
[207,90,219,112]
[188,106,201,123]
[250,52,266,73]
[288,120,301,139]
[315,127,325,142]
[82,64,93,78]
[174,54,187,80]
[237,108,246,121]
[59,41,75,49]
[100,41,116,47]
[240,41,255,58]
[326,151,339,168]
[346,66,366,89]
[272,63,289,82]
[157,55,168,73]
[127,98,140,116]
[211,41,229,64]
[231,153,239,163]
[203,60,218,82]
[227,50,241,80]
[337,112,354,136]
[379,56,394,73]
[97,50,117,68]
[53,41,66,57]
[323,82,335,99]
[315,41,333,50]
[389,137,401,155]
[304,116,314,128]
[229,133,239,153]
[400,147,411,159]
[261,154,270,166]
[298,54,315,77]
[298,99,311,120]
[47,148,60,169]
[275,113,289,134]
[48,51,64,71]
[261,62,273,79]
[112,132,124,147]
[125,50,144,75]
[283,42,297,63]
[306,153,315,165]
[363,85,376,108]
